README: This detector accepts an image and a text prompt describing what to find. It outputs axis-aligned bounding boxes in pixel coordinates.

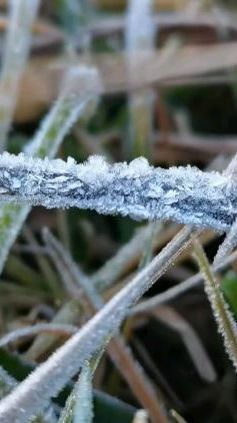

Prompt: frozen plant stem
[0,227,191,422]
[0,0,40,151]
[0,66,100,273]
[0,153,237,231]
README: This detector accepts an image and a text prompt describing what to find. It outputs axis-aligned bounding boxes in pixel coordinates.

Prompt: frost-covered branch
[0,0,40,151]
[0,153,236,231]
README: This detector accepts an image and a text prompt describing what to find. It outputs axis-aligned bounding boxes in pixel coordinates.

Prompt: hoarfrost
[0,152,235,232]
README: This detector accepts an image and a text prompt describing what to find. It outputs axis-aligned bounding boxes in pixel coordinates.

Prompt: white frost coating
[0,0,40,151]
[0,152,235,231]
[0,66,100,273]
[0,227,191,423]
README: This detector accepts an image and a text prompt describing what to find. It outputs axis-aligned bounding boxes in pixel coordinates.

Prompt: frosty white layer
[0,152,235,231]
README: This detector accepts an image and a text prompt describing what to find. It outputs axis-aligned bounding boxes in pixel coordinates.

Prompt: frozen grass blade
[59,361,93,423]
[0,0,40,151]
[0,227,191,422]
[43,230,168,423]
[0,67,100,273]
[0,367,56,422]
[193,238,237,372]
[0,323,77,348]
[132,249,237,314]
[0,154,236,231]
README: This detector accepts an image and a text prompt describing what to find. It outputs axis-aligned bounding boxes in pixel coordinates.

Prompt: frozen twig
[0,227,191,422]
[132,249,237,314]
[0,66,100,273]
[0,153,236,231]
[0,0,40,151]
